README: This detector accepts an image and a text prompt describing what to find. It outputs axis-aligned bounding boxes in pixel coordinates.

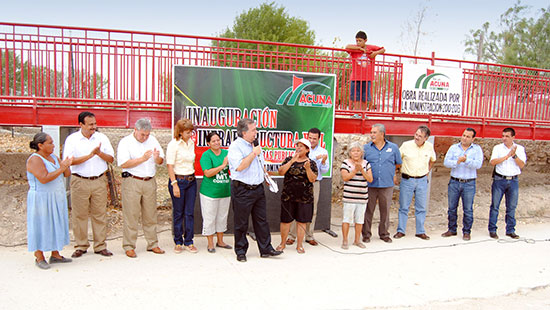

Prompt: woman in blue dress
[27,132,73,269]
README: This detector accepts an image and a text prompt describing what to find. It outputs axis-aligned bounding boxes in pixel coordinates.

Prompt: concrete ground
[1,222,549,310]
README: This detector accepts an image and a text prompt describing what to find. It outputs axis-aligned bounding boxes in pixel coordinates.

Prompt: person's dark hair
[236,118,255,138]
[417,125,431,137]
[206,131,220,143]
[465,127,477,138]
[308,127,321,136]
[356,31,367,40]
[78,111,95,125]
[29,132,49,151]
[503,127,515,137]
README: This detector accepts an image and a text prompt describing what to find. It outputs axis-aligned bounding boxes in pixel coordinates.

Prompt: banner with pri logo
[173,66,336,177]
[401,64,463,115]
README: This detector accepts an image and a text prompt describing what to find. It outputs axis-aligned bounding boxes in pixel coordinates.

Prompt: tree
[217,2,315,51]
[399,5,431,57]
[212,2,317,70]
[1,49,22,96]
[465,1,550,69]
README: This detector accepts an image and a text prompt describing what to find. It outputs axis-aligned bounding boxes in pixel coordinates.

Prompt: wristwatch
[512,155,517,159]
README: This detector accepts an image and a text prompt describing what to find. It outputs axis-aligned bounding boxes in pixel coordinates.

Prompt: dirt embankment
[331,134,550,232]
[1,128,549,246]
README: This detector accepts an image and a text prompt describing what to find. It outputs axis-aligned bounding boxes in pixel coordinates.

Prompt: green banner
[173,66,335,177]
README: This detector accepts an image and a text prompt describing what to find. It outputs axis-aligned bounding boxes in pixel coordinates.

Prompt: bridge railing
[1,22,550,128]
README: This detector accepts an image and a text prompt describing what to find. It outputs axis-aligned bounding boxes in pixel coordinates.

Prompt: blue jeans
[447,178,476,234]
[488,176,519,234]
[168,178,197,246]
[350,80,372,102]
[398,176,428,234]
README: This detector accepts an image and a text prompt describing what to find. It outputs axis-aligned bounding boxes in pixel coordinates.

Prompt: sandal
[341,243,349,250]
[296,247,305,254]
[35,259,50,270]
[353,242,366,249]
[49,256,73,264]
[276,244,285,251]
[216,243,232,249]
[184,244,198,253]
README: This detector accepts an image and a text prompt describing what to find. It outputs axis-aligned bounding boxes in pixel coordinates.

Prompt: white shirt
[63,130,114,177]
[117,133,165,178]
[309,145,329,181]
[166,138,195,175]
[491,142,526,176]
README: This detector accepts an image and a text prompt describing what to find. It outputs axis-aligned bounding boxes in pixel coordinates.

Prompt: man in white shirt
[64,112,115,258]
[117,118,165,258]
[488,127,526,239]
[286,128,329,246]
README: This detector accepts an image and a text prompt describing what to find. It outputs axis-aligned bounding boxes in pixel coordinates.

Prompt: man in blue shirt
[227,118,282,262]
[362,124,402,243]
[442,128,483,241]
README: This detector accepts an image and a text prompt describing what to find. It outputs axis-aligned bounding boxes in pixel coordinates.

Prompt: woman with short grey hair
[340,142,373,249]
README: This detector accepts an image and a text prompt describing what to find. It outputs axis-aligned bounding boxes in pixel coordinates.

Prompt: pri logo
[415,69,450,91]
[276,75,333,108]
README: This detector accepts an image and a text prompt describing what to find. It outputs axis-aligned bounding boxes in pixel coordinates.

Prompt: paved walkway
[2,222,549,309]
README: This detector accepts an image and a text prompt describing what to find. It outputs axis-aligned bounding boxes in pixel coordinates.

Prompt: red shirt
[347,45,384,81]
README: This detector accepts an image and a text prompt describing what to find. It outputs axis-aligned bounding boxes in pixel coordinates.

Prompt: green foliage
[218,2,315,50]
[1,49,22,95]
[213,2,318,70]
[465,1,550,70]
[1,49,108,99]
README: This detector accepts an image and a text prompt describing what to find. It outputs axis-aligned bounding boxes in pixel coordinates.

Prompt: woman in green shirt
[199,132,232,253]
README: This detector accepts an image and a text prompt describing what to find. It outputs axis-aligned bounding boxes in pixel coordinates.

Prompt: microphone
[253,139,259,147]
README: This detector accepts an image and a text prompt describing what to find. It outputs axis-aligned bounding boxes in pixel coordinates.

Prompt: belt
[451,176,476,183]
[233,180,262,190]
[494,172,518,180]
[122,172,153,181]
[175,174,195,182]
[72,172,106,180]
[402,173,426,179]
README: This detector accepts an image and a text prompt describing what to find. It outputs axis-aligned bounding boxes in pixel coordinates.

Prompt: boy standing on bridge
[346,31,385,111]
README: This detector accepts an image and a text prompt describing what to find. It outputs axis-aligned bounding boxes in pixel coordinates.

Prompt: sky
[1,0,548,60]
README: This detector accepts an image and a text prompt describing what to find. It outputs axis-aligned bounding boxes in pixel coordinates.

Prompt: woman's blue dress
[26,153,70,252]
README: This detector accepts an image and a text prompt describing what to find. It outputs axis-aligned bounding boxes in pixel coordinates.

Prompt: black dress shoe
[71,249,87,258]
[393,232,405,239]
[381,236,392,243]
[489,232,499,239]
[441,231,457,237]
[362,236,370,243]
[260,249,283,258]
[94,249,113,257]
[415,233,430,240]
[237,254,247,262]
[506,232,520,239]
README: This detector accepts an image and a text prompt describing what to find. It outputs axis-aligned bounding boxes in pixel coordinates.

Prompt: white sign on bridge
[401,64,463,115]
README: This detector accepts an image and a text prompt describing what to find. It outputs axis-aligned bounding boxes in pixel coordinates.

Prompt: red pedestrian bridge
[1,23,549,140]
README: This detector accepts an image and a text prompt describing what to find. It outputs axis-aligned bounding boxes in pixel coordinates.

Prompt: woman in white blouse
[167,119,198,253]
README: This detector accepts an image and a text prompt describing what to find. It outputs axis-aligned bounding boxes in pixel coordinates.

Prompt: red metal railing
[1,22,550,139]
